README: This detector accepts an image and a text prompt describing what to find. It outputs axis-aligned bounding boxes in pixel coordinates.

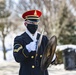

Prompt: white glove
[51,54,56,62]
[26,41,37,52]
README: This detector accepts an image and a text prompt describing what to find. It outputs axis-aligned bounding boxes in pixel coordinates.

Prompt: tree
[58,5,76,44]
[0,0,12,60]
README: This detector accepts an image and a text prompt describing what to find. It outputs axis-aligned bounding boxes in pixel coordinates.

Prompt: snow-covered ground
[0,60,76,75]
[0,60,19,75]
[48,64,76,75]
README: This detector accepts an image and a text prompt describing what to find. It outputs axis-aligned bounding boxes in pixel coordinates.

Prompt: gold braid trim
[14,45,23,52]
[14,44,28,58]
[22,50,28,58]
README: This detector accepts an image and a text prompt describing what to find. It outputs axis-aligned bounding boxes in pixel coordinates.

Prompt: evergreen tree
[59,5,76,44]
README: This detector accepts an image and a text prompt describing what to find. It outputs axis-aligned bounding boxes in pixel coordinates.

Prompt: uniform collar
[26,28,38,41]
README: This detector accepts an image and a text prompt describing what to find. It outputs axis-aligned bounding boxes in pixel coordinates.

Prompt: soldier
[13,10,56,75]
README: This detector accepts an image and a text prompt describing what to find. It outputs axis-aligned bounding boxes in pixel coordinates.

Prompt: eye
[27,20,32,24]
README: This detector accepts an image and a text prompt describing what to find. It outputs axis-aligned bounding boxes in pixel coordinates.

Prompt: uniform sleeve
[45,36,49,45]
[13,36,30,63]
[43,35,49,48]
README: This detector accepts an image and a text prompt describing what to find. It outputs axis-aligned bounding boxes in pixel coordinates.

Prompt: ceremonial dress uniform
[13,10,56,75]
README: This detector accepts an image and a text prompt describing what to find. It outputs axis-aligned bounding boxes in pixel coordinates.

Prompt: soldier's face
[26,20,38,34]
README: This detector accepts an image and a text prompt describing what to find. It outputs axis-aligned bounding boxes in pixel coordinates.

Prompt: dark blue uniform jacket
[13,32,49,75]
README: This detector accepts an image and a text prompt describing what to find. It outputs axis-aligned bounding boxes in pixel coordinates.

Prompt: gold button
[31,56,34,58]
[40,55,42,58]
[32,65,35,68]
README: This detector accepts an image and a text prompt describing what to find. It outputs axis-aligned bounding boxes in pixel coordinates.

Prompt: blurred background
[0,0,76,75]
